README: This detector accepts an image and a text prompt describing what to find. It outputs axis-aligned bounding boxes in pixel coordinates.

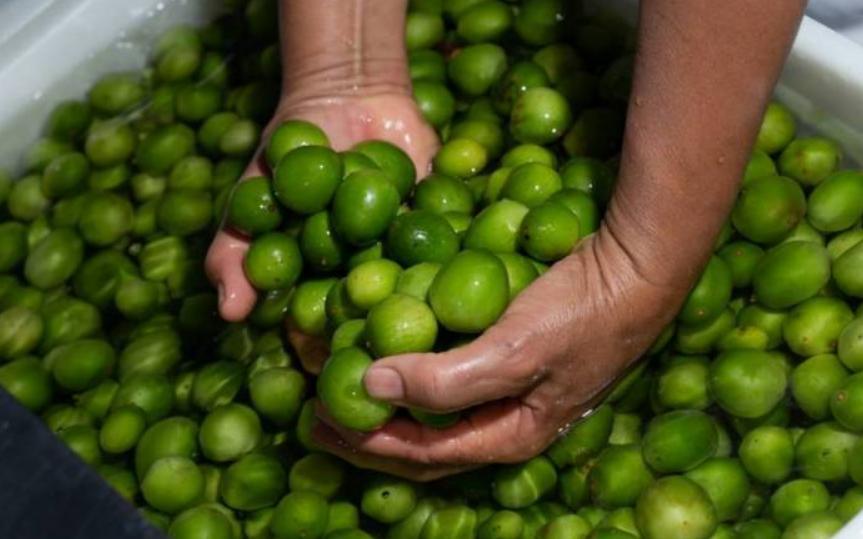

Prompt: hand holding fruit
[314,229,679,481]
[205,93,438,323]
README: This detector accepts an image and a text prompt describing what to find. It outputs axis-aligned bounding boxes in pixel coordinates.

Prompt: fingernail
[364,367,404,401]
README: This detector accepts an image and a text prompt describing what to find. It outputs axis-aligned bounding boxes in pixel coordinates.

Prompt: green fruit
[447,44,507,97]
[501,163,562,209]
[641,410,718,473]
[48,339,115,392]
[351,140,416,201]
[42,152,89,198]
[731,175,806,245]
[739,426,794,484]
[365,294,438,357]
[317,347,394,432]
[135,416,199,478]
[244,233,303,291]
[141,456,204,514]
[433,138,488,179]
[456,1,513,43]
[290,278,337,336]
[678,256,733,326]
[220,452,287,511]
[0,357,52,412]
[510,88,572,145]
[755,102,796,154]
[78,192,135,246]
[266,120,330,168]
[346,259,402,311]
[838,317,863,371]
[428,250,509,333]
[157,190,213,236]
[270,491,330,539]
[589,445,654,509]
[519,201,581,262]
[492,456,558,509]
[781,512,843,539]
[684,458,750,523]
[249,368,305,426]
[794,421,859,481]
[778,137,842,187]
[331,170,401,246]
[655,356,712,410]
[807,171,863,232]
[635,476,718,539]
[791,354,849,420]
[742,150,778,186]
[413,174,475,215]
[768,479,830,527]
[406,12,444,50]
[198,403,262,462]
[710,349,787,418]
[513,0,568,46]
[717,241,764,289]
[752,241,830,309]
[414,80,456,128]
[548,189,599,235]
[274,146,343,214]
[169,506,234,539]
[782,297,853,356]
[362,476,418,524]
[833,240,863,298]
[289,453,345,499]
[24,228,85,289]
[386,210,459,266]
[227,177,282,235]
[464,200,529,254]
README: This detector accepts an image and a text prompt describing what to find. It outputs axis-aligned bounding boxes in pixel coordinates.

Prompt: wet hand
[312,229,684,481]
[205,93,439,327]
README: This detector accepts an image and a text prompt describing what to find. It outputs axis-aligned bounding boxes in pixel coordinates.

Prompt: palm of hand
[205,94,439,326]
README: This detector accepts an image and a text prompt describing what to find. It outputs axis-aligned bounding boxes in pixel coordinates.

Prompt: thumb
[363,317,542,413]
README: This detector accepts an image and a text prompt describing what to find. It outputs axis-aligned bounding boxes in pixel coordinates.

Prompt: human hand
[204,92,439,324]
[311,229,684,481]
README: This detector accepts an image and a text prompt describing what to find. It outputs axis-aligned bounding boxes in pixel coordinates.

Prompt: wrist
[280,56,412,105]
[279,0,411,103]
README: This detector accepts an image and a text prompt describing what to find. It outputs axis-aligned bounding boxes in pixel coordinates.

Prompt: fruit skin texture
[752,241,830,309]
[635,476,718,539]
[428,249,510,333]
[710,349,787,418]
[317,347,394,432]
[365,293,438,357]
[243,233,303,291]
[678,256,733,326]
[732,175,807,245]
[641,410,718,473]
[331,170,401,247]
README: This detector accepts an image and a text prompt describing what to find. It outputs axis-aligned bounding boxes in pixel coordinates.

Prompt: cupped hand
[312,229,685,481]
[204,93,439,327]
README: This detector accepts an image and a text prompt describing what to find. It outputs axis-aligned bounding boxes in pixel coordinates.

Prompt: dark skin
[206,0,807,480]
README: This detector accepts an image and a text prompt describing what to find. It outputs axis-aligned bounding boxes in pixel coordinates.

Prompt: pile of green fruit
[0,0,861,538]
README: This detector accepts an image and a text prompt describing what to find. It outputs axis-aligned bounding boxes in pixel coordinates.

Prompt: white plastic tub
[0,0,861,536]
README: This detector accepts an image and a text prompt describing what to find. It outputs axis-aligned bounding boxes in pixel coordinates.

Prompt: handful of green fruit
[0,0,861,538]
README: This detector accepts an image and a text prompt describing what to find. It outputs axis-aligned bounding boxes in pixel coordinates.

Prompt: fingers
[363,319,543,413]
[319,399,550,466]
[205,229,257,322]
[312,420,473,481]
[286,319,330,375]
[205,156,269,322]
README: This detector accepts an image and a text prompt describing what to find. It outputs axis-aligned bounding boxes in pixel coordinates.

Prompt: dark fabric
[0,389,164,539]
